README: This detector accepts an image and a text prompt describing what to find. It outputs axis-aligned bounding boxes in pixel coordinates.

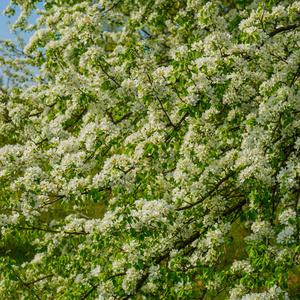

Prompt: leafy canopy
[0,0,300,299]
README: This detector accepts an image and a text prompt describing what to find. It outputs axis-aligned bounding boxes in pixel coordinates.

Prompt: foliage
[0,0,300,299]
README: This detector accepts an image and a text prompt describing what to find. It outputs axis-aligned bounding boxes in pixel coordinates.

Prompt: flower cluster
[0,0,300,299]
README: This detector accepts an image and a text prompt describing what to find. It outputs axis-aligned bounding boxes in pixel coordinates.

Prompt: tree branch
[268,22,300,37]
[177,171,236,211]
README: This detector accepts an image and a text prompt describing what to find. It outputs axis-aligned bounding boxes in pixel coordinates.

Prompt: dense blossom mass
[0,0,300,299]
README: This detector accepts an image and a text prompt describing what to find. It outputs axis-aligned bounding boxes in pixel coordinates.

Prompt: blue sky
[0,1,43,85]
[0,1,44,43]
[0,2,17,41]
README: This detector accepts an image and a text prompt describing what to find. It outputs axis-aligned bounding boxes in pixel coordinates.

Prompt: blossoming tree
[0,0,300,299]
